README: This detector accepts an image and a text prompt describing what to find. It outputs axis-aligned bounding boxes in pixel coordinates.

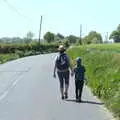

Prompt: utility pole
[106,32,108,41]
[105,32,108,42]
[38,16,43,45]
[79,24,82,45]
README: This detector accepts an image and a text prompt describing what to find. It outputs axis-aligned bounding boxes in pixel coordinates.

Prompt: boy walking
[74,57,86,102]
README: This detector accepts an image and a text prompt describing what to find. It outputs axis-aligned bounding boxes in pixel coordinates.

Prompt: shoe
[61,96,64,100]
[78,98,82,102]
[64,92,68,99]
[76,96,78,100]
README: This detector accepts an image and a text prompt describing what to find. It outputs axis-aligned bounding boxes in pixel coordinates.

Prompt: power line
[2,0,44,39]
[4,0,31,21]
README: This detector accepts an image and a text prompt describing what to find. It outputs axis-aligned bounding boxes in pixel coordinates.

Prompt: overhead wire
[3,0,42,38]
[4,0,32,21]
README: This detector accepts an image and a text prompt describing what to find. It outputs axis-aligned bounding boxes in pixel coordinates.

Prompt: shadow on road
[65,99,104,105]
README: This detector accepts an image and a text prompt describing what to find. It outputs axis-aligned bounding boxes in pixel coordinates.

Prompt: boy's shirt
[74,65,86,81]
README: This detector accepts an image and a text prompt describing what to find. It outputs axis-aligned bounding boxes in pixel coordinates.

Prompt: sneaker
[78,98,82,102]
[76,96,78,100]
[61,96,64,100]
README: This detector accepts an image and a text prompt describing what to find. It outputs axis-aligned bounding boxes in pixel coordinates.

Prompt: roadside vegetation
[67,44,120,119]
[0,43,58,64]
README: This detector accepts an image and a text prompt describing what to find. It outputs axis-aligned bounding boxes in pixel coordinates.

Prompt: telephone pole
[38,16,43,45]
[106,32,108,41]
[79,24,82,45]
[105,32,108,42]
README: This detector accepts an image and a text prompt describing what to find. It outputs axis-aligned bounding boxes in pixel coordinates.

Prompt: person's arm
[53,56,57,78]
[53,62,57,78]
[67,56,74,76]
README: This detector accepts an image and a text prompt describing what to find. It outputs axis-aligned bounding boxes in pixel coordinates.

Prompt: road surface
[0,54,113,120]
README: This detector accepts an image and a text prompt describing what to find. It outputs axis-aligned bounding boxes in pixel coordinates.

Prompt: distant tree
[92,37,101,44]
[56,33,64,40]
[82,36,91,44]
[110,24,120,43]
[54,33,64,42]
[67,35,78,44]
[26,31,34,40]
[117,24,120,30]
[75,39,82,46]
[63,40,70,48]
[83,31,103,44]
[12,37,23,44]
[0,39,3,43]
[44,32,55,43]
[24,31,34,44]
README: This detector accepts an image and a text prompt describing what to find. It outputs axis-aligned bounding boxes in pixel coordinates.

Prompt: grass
[0,54,19,64]
[67,43,120,119]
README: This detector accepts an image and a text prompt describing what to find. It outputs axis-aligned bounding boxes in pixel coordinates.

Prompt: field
[67,43,120,119]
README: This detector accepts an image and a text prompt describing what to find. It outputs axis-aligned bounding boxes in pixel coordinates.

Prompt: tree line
[44,24,120,44]
[0,24,120,44]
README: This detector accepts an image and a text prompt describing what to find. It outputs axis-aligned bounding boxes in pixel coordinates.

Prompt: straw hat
[58,45,66,51]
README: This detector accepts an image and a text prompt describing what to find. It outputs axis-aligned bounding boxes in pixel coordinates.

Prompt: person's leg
[75,80,79,100]
[64,71,70,99]
[57,72,64,99]
[78,80,84,102]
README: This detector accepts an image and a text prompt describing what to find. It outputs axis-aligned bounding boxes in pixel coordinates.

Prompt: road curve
[0,54,113,120]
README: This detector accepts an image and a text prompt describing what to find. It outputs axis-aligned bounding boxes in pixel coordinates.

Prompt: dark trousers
[57,71,70,88]
[75,80,84,100]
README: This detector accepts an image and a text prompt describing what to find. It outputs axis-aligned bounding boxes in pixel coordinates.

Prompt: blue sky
[0,0,120,39]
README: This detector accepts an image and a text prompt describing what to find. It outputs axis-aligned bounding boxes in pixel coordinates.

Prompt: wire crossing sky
[4,0,31,21]
[0,0,120,39]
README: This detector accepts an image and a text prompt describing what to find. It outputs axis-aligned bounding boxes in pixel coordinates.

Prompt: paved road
[0,54,113,120]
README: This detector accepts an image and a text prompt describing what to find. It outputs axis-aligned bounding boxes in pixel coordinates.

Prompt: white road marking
[0,72,25,102]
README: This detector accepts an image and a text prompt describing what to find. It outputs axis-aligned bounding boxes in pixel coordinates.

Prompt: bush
[0,54,19,64]
[15,50,24,57]
[0,43,59,64]
[0,43,59,54]
[67,44,120,119]
[63,40,70,48]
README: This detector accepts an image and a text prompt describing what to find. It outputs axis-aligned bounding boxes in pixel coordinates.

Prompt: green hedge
[0,43,59,53]
[0,54,19,64]
[0,43,59,64]
[67,44,120,119]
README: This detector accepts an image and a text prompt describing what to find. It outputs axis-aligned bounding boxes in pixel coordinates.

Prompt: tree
[117,24,120,30]
[83,31,103,44]
[63,40,70,48]
[44,32,55,43]
[67,35,78,44]
[56,33,64,40]
[75,38,83,46]
[24,31,34,44]
[110,24,120,43]
[26,31,34,40]
[54,33,64,42]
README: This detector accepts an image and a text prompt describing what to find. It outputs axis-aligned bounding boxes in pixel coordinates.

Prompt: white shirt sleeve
[55,55,58,62]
